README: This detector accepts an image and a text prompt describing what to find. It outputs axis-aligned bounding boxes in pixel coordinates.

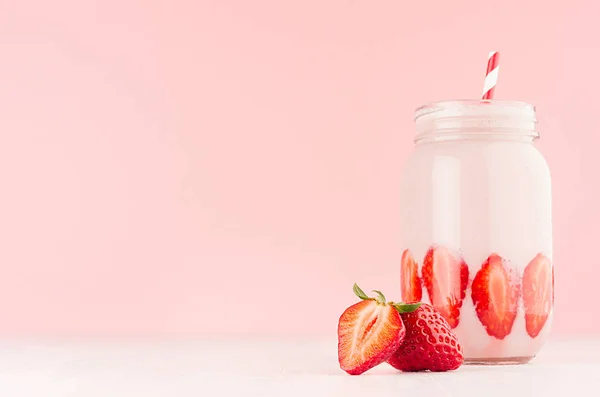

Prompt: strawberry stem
[352,283,388,304]
[390,302,421,314]
[352,283,373,301]
[372,290,387,304]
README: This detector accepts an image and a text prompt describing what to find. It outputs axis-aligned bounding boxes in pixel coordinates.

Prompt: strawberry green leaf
[352,283,372,300]
[371,290,387,304]
[391,302,421,313]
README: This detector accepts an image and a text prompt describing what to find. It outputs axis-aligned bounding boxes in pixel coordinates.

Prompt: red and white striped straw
[482,51,500,100]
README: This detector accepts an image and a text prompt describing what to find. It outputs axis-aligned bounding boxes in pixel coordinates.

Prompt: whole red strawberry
[388,303,464,372]
[338,284,415,375]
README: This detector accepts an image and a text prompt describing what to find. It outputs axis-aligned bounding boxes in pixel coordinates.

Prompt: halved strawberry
[421,246,469,328]
[523,253,553,338]
[471,254,520,339]
[337,284,406,375]
[401,249,422,303]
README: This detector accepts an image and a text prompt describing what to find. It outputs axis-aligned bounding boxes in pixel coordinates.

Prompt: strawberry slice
[523,253,553,338]
[471,254,520,339]
[337,284,406,375]
[401,249,422,303]
[421,246,469,328]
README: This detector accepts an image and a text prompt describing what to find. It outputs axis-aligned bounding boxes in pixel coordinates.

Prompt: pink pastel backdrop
[0,0,597,336]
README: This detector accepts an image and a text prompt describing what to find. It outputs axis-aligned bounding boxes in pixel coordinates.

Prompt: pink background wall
[0,0,597,336]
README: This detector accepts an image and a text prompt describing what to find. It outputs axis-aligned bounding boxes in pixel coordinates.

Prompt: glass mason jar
[399,100,553,364]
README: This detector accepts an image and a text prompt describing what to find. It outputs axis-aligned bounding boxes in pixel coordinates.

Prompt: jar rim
[413,100,538,143]
[414,99,536,122]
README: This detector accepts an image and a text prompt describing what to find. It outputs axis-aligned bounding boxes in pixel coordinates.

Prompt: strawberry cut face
[421,246,469,329]
[471,254,521,339]
[523,253,553,338]
[401,249,422,303]
[337,300,405,375]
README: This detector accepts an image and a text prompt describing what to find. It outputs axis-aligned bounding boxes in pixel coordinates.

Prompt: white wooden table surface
[0,337,597,396]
